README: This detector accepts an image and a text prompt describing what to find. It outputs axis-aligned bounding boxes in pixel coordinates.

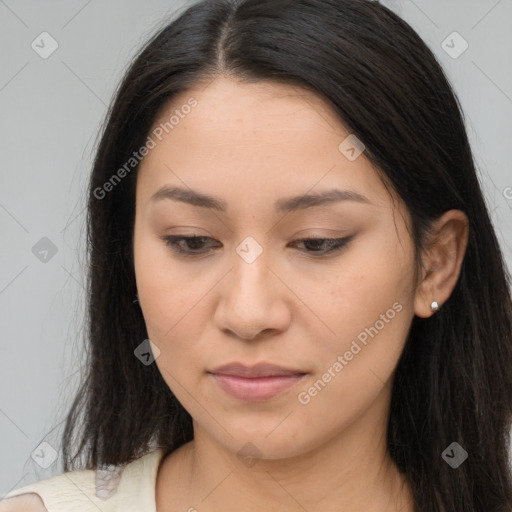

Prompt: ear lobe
[413,210,469,318]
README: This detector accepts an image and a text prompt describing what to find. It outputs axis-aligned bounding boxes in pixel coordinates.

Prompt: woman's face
[133,76,418,459]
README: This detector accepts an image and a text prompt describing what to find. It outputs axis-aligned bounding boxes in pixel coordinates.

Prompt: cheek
[134,241,169,330]
[134,225,190,324]
[318,238,412,330]
[306,236,414,381]
[133,227,212,364]
[293,280,412,440]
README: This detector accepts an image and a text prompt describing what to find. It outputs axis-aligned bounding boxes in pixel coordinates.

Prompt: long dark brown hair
[61,0,512,509]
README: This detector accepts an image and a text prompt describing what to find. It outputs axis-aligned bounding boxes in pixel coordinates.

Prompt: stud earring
[430,301,439,312]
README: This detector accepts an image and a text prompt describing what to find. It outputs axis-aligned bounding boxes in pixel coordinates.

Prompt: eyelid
[160,234,354,257]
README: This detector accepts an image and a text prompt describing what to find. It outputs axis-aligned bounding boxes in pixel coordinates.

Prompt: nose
[213,252,292,341]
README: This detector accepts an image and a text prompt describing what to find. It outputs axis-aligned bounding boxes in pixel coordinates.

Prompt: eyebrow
[150,185,372,213]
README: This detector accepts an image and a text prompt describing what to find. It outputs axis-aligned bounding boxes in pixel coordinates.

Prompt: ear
[414,210,469,318]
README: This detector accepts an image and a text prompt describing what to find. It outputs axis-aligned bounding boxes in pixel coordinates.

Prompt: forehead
[135,77,392,213]
[160,76,339,126]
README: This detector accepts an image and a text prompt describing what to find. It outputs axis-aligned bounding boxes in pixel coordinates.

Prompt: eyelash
[161,235,352,257]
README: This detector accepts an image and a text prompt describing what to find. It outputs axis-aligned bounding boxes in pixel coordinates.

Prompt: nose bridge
[231,234,274,300]
[215,234,290,339]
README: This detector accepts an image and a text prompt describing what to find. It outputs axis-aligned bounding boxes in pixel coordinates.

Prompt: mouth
[208,362,308,402]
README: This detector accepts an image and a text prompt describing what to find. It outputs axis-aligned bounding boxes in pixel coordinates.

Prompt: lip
[209,362,306,378]
[208,362,307,402]
[209,373,306,402]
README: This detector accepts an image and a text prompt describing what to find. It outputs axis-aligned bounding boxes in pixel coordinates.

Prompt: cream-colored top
[3,448,167,511]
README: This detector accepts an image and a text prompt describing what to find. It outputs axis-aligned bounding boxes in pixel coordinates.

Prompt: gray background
[1,0,511,496]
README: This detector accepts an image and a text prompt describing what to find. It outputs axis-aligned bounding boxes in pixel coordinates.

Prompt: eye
[161,235,353,257]
[290,237,353,255]
[162,235,218,255]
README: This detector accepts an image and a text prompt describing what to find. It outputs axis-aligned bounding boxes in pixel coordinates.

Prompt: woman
[3,0,512,510]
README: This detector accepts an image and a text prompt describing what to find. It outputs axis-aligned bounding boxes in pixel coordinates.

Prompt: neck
[156,390,415,511]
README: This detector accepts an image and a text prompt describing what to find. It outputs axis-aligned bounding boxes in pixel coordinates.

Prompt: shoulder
[0,493,48,512]
[2,447,167,511]
[0,467,97,512]
[1,465,97,500]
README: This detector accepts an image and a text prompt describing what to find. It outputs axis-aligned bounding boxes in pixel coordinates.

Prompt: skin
[132,76,469,512]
